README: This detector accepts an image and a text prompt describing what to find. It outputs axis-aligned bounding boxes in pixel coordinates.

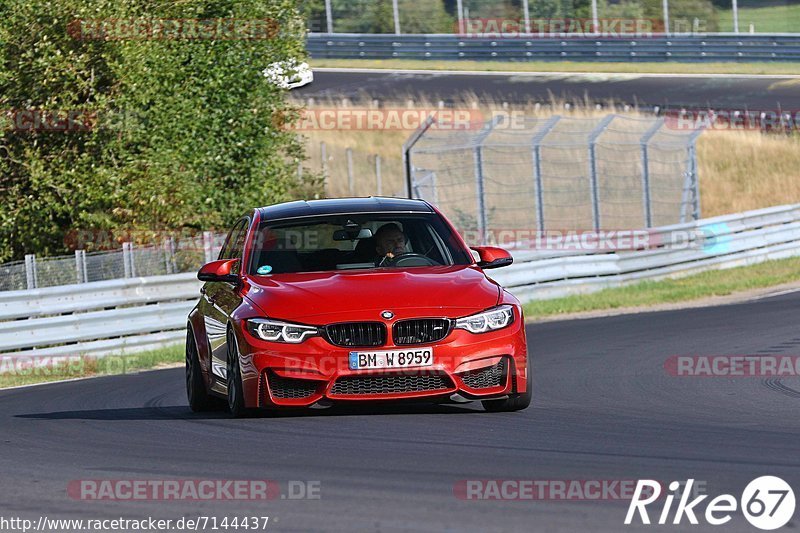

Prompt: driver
[374,223,408,265]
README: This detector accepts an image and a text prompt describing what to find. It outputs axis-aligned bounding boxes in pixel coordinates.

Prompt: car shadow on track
[15,402,487,421]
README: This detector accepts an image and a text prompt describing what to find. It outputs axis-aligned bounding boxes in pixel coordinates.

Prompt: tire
[226,328,248,418]
[185,327,218,412]
[482,355,532,413]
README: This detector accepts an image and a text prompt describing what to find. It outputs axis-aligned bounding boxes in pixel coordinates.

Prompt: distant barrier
[307,33,800,62]
[490,203,800,301]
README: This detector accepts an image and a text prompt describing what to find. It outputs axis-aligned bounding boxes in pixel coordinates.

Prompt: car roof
[256,197,433,221]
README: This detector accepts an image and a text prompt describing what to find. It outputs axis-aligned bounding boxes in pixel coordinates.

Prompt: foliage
[301,0,453,33]
[0,0,317,261]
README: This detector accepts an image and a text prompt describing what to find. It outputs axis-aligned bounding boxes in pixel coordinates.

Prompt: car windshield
[248,213,472,275]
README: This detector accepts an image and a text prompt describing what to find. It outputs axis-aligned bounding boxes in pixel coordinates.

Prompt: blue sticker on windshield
[257,265,273,275]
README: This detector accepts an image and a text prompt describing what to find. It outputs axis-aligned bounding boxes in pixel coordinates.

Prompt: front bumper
[235,313,529,408]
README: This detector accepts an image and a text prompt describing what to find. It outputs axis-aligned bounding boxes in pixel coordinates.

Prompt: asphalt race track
[2,292,800,532]
[295,69,800,110]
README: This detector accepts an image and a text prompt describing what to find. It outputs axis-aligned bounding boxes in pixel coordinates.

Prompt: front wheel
[186,328,218,412]
[482,355,532,412]
[226,329,248,418]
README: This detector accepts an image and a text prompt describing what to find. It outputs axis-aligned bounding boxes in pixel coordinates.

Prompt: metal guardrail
[491,203,800,301]
[0,273,201,358]
[2,203,799,359]
[307,33,800,62]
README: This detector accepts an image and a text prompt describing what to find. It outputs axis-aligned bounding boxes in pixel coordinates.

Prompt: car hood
[244,266,501,322]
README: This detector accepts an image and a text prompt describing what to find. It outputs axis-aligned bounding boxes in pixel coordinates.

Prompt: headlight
[455,305,514,334]
[246,318,318,343]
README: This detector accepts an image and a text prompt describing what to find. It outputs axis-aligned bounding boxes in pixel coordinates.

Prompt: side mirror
[198,259,240,283]
[471,246,513,270]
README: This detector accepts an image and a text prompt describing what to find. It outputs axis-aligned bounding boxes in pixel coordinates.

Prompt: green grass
[524,256,800,319]
[719,4,800,33]
[0,344,184,389]
[311,58,800,76]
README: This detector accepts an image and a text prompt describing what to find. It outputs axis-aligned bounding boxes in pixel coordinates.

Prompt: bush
[0,0,318,261]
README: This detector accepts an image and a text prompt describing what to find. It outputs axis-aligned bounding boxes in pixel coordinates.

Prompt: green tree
[399,0,454,33]
[0,0,317,261]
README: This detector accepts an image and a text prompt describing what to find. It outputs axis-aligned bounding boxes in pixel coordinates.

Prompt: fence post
[522,0,531,33]
[164,237,175,275]
[473,149,487,245]
[203,231,214,263]
[325,0,333,33]
[402,115,436,199]
[170,237,178,273]
[374,154,383,196]
[81,250,88,282]
[24,254,37,290]
[346,147,354,196]
[690,145,701,221]
[122,242,134,278]
[75,250,84,284]
[320,141,329,197]
[588,115,616,231]
[472,116,503,245]
[640,118,664,228]
[531,115,561,232]
[392,0,401,35]
[681,128,705,222]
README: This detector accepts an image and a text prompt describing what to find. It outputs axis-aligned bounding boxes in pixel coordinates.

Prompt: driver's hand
[378,252,394,267]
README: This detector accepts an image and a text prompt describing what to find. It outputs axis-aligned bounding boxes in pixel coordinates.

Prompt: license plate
[349,348,434,370]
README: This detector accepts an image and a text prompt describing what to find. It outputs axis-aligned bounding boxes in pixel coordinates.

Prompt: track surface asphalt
[296,69,800,110]
[2,291,800,532]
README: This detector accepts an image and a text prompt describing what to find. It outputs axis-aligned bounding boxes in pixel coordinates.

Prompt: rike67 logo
[626,477,795,530]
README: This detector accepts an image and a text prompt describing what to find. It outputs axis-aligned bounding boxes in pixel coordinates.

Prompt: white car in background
[263,59,313,90]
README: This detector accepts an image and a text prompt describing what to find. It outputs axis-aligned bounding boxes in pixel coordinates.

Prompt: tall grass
[697,130,800,216]
[718,3,800,33]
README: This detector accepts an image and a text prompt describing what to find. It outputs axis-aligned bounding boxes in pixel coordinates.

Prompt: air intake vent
[266,371,320,399]
[331,373,453,395]
[325,322,386,347]
[458,359,506,389]
[393,318,451,345]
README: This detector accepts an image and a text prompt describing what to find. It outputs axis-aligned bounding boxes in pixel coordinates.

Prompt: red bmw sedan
[186,197,530,417]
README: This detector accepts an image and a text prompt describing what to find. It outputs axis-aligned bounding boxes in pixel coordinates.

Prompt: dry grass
[697,130,800,217]
[294,95,800,218]
[301,126,408,198]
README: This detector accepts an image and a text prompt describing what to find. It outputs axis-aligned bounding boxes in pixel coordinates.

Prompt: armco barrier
[1,204,799,359]
[490,203,800,300]
[307,33,800,62]
[0,273,201,358]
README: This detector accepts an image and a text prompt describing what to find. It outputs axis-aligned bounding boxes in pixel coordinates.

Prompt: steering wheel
[383,253,439,267]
